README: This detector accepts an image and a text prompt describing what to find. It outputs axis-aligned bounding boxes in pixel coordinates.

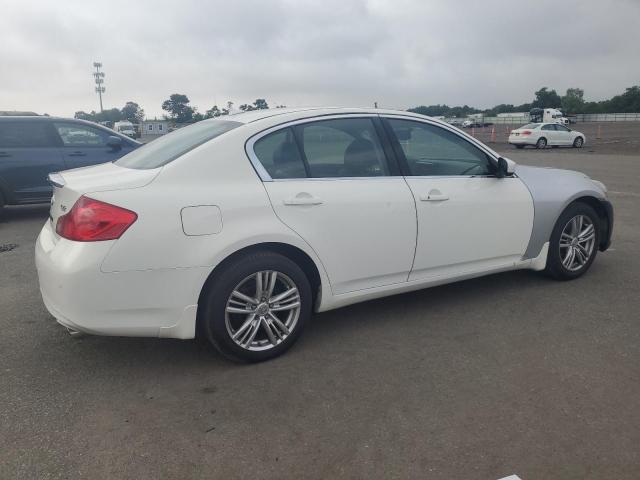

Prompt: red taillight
[56,196,137,242]
[521,130,532,136]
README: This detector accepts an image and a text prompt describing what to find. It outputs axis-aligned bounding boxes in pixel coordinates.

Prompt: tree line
[408,85,640,117]
[74,96,280,124]
[75,84,640,125]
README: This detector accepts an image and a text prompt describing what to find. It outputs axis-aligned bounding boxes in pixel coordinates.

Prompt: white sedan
[509,122,586,149]
[36,108,613,362]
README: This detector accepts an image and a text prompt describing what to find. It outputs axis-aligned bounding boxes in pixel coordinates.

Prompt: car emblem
[60,204,67,212]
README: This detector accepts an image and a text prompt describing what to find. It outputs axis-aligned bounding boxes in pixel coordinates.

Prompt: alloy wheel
[559,215,596,271]
[224,270,301,351]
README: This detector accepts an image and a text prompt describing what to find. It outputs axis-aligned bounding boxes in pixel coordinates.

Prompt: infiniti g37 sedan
[36,108,613,362]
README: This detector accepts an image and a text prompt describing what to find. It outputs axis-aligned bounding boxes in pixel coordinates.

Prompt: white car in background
[509,122,585,149]
[36,108,612,362]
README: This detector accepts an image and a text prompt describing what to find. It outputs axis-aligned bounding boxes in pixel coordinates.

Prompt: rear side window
[298,118,389,178]
[0,121,57,148]
[54,123,110,146]
[253,128,307,179]
[116,120,241,169]
[541,124,555,131]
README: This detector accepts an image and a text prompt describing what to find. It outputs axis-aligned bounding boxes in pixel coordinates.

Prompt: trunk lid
[48,162,159,234]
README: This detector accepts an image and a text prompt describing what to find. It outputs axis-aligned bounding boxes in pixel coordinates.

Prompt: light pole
[93,62,105,113]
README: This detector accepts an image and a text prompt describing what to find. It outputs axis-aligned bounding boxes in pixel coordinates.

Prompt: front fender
[516,165,608,259]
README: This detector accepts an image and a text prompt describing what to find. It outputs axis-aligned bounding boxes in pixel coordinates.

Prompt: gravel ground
[0,142,638,479]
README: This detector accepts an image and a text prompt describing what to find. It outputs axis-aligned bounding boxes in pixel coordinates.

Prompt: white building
[141,119,170,136]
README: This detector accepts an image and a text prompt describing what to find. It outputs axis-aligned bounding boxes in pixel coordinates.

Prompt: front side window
[387,119,493,176]
[0,121,56,148]
[54,123,110,146]
[297,118,389,178]
[556,124,569,132]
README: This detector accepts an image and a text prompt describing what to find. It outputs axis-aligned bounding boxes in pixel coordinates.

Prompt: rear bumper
[35,221,206,339]
[599,199,614,251]
[508,135,535,145]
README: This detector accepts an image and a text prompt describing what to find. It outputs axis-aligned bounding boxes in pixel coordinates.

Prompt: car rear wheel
[573,137,584,148]
[200,251,312,362]
[545,202,600,280]
[536,137,547,149]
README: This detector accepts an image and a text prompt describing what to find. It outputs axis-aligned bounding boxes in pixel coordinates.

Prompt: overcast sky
[1,0,639,118]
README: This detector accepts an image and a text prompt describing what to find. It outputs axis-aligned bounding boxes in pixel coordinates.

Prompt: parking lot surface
[1,143,639,479]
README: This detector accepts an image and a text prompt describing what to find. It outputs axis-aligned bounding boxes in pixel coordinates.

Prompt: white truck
[530,108,569,126]
[113,121,137,139]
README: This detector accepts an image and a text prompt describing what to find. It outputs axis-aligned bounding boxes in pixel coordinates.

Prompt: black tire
[545,202,601,280]
[536,137,547,149]
[573,136,584,148]
[200,251,312,362]
[515,144,525,149]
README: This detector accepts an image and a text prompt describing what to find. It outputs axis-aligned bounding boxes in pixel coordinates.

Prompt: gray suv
[0,116,140,208]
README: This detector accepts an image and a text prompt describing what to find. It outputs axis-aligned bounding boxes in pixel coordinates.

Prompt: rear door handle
[69,151,87,157]
[283,195,323,206]
[420,193,449,202]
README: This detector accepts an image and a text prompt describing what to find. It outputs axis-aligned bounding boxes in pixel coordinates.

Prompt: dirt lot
[470,121,640,156]
[0,136,639,479]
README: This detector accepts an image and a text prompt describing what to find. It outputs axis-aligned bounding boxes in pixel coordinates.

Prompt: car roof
[211,107,433,125]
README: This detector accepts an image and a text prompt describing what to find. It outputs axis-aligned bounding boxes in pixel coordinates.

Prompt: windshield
[116,120,242,169]
[520,123,541,129]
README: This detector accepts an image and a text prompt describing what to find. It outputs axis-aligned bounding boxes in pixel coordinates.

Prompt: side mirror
[496,157,516,178]
[107,135,122,150]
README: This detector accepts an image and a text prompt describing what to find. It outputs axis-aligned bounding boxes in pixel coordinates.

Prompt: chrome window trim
[245,112,506,182]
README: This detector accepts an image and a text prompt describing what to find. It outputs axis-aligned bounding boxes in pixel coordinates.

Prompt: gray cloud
[1,0,639,117]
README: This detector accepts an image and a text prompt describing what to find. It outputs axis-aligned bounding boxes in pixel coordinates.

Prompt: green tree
[253,98,269,110]
[532,87,562,109]
[120,101,145,123]
[161,94,195,123]
[205,105,222,118]
[561,88,585,114]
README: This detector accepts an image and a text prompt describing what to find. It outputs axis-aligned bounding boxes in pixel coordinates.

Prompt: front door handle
[283,194,323,206]
[69,151,87,157]
[419,191,449,202]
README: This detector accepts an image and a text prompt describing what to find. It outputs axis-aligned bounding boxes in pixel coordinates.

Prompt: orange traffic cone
[490,126,496,143]
[596,125,602,139]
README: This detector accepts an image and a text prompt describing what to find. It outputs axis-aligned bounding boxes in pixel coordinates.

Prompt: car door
[540,123,559,145]
[0,120,64,203]
[53,121,135,169]
[553,123,572,145]
[383,117,534,282]
[247,116,417,294]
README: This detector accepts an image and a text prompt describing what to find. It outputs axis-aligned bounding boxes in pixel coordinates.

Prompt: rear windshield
[116,120,241,169]
[520,123,541,130]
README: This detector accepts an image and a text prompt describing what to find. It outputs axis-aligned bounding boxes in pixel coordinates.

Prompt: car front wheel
[200,251,312,362]
[573,137,584,148]
[545,202,600,280]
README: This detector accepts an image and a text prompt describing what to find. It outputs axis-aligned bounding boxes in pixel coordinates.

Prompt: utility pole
[93,62,105,112]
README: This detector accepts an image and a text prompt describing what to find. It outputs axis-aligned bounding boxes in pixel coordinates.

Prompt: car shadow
[44,269,548,373]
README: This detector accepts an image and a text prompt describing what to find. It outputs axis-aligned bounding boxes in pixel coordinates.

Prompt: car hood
[515,164,606,197]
